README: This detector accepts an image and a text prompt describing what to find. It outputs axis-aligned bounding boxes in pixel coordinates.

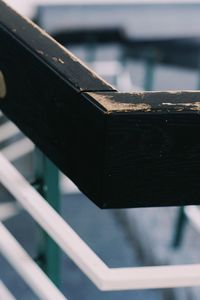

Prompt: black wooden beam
[1,1,200,208]
[85,91,200,208]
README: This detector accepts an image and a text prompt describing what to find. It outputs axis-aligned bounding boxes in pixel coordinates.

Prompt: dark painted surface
[0,1,109,207]
[1,1,200,208]
[0,1,114,93]
[85,91,200,208]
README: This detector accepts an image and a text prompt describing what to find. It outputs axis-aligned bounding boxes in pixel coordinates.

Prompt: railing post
[172,206,187,248]
[34,149,60,286]
[143,48,156,91]
[43,157,60,286]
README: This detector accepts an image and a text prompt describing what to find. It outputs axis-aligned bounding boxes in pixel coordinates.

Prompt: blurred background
[2,1,200,299]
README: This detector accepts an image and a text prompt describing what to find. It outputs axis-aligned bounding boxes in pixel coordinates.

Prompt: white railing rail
[0,121,19,144]
[0,281,16,300]
[0,222,67,300]
[1,151,200,292]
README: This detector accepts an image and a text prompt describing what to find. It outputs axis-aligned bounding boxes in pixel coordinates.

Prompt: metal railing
[2,1,200,299]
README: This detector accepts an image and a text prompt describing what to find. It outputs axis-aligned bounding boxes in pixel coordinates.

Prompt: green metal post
[197,53,200,89]
[34,149,60,286]
[143,48,156,91]
[172,206,187,248]
[43,157,60,286]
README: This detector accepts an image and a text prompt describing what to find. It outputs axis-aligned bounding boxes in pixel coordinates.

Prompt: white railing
[1,151,200,293]
[1,111,200,298]
[0,280,16,300]
[0,222,67,300]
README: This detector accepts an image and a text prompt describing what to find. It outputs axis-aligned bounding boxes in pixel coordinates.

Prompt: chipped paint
[191,102,200,110]
[0,71,6,99]
[162,102,200,111]
[58,58,64,64]
[131,103,151,111]
[166,91,181,95]
[52,57,65,64]
[37,50,44,55]
[90,94,151,112]
[87,92,200,113]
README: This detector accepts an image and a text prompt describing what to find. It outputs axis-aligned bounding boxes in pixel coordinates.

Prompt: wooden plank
[86,91,200,112]
[1,1,200,208]
[0,0,114,207]
[86,91,200,208]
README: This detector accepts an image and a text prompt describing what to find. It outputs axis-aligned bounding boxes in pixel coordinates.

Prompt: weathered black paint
[1,1,200,208]
[85,92,200,208]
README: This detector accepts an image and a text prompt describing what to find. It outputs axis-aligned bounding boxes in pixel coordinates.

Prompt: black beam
[86,91,200,208]
[1,1,200,208]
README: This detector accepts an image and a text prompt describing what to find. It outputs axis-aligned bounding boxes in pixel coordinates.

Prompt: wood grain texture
[86,92,200,208]
[1,0,200,208]
[0,0,112,207]
[86,91,200,113]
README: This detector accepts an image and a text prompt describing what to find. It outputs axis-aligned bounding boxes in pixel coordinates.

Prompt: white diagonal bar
[0,281,16,300]
[185,205,200,232]
[0,222,67,300]
[1,137,34,161]
[0,122,19,143]
[1,151,200,290]
[0,202,21,221]
[0,152,108,289]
